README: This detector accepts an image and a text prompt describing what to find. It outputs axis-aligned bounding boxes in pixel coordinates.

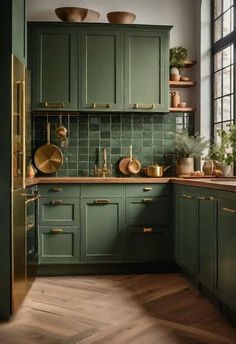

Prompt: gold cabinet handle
[143,198,153,203]
[222,207,236,214]
[133,103,155,109]
[44,102,65,108]
[198,196,214,201]
[182,194,193,199]
[93,199,111,204]
[50,228,63,234]
[23,195,40,204]
[26,223,34,231]
[51,187,62,192]
[91,103,112,109]
[143,187,153,191]
[143,227,153,233]
[50,200,63,205]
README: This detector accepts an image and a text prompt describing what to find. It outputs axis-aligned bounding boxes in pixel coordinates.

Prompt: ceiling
[26,0,176,24]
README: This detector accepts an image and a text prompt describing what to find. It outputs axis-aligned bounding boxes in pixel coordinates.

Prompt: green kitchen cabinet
[175,187,197,278]
[81,197,125,262]
[12,0,26,64]
[124,28,170,112]
[217,198,236,312]
[198,193,216,292]
[79,27,122,111]
[29,25,77,111]
[38,227,80,264]
[126,197,171,261]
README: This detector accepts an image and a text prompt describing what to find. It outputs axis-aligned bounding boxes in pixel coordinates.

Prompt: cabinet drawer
[126,197,169,226]
[39,198,79,226]
[126,227,170,261]
[39,184,80,198]
[81,185,124,198]
[126,184,169,197]
[39,227,80,264]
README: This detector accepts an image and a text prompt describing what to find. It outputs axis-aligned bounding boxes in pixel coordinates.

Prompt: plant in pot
[173,129,209,176]
[208,124,236,176]
[170,46,188,81]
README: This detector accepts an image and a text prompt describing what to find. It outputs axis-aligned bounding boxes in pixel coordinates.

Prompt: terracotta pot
[172,91,181,108]
[170,74,180,81]
[176,157,194,176]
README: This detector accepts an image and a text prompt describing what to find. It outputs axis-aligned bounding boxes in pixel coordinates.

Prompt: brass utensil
[144,164,171,177]
[127,145,141,174]
[34,122,63,174]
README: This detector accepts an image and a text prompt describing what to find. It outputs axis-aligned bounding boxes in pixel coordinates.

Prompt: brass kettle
[144,164,171,177]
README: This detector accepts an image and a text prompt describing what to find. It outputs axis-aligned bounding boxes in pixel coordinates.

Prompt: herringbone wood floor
[0,273,236,343]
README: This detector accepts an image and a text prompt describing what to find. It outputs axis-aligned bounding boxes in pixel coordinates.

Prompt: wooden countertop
[25,176,236,192]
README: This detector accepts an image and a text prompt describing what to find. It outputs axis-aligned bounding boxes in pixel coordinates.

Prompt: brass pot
[144,164,171,177]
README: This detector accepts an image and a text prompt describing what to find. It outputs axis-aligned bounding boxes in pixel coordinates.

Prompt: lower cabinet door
[198,195,216,292]
[39,227,80,264]
[217,199,236,312]
[126,226,170,261]
[81,198,125,262]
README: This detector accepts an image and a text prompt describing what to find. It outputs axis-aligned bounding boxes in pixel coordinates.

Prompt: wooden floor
[0,273,236,344]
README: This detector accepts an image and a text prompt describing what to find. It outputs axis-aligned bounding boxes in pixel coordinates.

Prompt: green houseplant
[209,124,236,176]
[170,46,188,81]
[173,130,209,175]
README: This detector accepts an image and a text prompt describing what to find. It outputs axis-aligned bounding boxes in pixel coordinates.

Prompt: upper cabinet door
[12,0,26,65]
[124,29,169,112]
[30,26,77,111]
[79,28,122,111]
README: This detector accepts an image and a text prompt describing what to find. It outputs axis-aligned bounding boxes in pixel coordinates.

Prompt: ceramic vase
[172,91,181,108]
[176,157,194,176]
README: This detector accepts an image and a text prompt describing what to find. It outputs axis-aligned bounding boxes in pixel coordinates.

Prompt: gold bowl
[55,7,100,22]
[107,11,136,24]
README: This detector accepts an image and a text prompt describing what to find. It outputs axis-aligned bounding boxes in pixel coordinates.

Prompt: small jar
[202,158,214,175]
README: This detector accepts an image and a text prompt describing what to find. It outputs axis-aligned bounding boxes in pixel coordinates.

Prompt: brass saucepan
[144,164,171,177]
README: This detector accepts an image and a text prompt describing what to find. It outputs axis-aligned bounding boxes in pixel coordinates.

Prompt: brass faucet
[94,147,112,178]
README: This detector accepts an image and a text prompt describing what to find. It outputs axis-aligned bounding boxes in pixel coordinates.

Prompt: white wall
[27,0,200,58]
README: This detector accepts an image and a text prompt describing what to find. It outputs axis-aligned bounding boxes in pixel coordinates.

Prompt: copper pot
[144,164,171,177]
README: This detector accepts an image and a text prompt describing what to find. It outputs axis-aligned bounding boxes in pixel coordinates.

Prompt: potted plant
[173,130,209,176]
[209,124,236,176]
[170,46,188,81]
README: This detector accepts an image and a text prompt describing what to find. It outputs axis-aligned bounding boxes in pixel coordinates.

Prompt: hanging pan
[34,122,63,174]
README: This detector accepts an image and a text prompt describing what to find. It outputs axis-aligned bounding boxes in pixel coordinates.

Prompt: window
[212,0,235,142]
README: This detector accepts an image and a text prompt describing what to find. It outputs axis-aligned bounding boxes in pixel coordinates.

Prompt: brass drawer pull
[198,196,214,201]
[26,223,34,231]
[44,102,65,108]
[50,228,63,234]
[93,199,111,204]
[51,187,62,192]
[143,227,153,233]
[91,103,112,109]
[143,198,153,203]
[143,187,153,191]
[50,200,63,205]
[182,194,193,199]
[222,207,236,214]
[133,103,155,110]
[24,195,40,204]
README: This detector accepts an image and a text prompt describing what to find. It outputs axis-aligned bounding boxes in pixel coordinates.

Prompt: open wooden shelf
[183,60,197,68]
[169,107,195,112]
[169,80,197,87]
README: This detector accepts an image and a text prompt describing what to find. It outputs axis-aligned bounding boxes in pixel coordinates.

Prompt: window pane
[223,66,231,95]
[222,45,232,67]
[215,51,222,71]
[222,96,231,121]
[223,9,234,38]
[223,0,233,12]
[214,123,222,144]
[214,71,222,98]
[214,98,222,122]
[214,17,222,42]
[214,0,222,18]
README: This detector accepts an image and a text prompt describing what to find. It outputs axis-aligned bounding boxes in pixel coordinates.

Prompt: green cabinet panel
[175,189,197,277]
[39,198,79,226]
[81,198,125,261]
[126,184,169,197]
[124,29,169,112]
[80,28,122,111]
[39,184,80,198]
[39,227,80,264]
[12,0,26,64]
[198,194,216,292]
[126,197,169,226]
[81,184,124,198]
[29,25,77,111]
[217,198,236,312]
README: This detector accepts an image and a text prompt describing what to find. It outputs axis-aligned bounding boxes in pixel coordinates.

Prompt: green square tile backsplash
[32,113,194,177]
